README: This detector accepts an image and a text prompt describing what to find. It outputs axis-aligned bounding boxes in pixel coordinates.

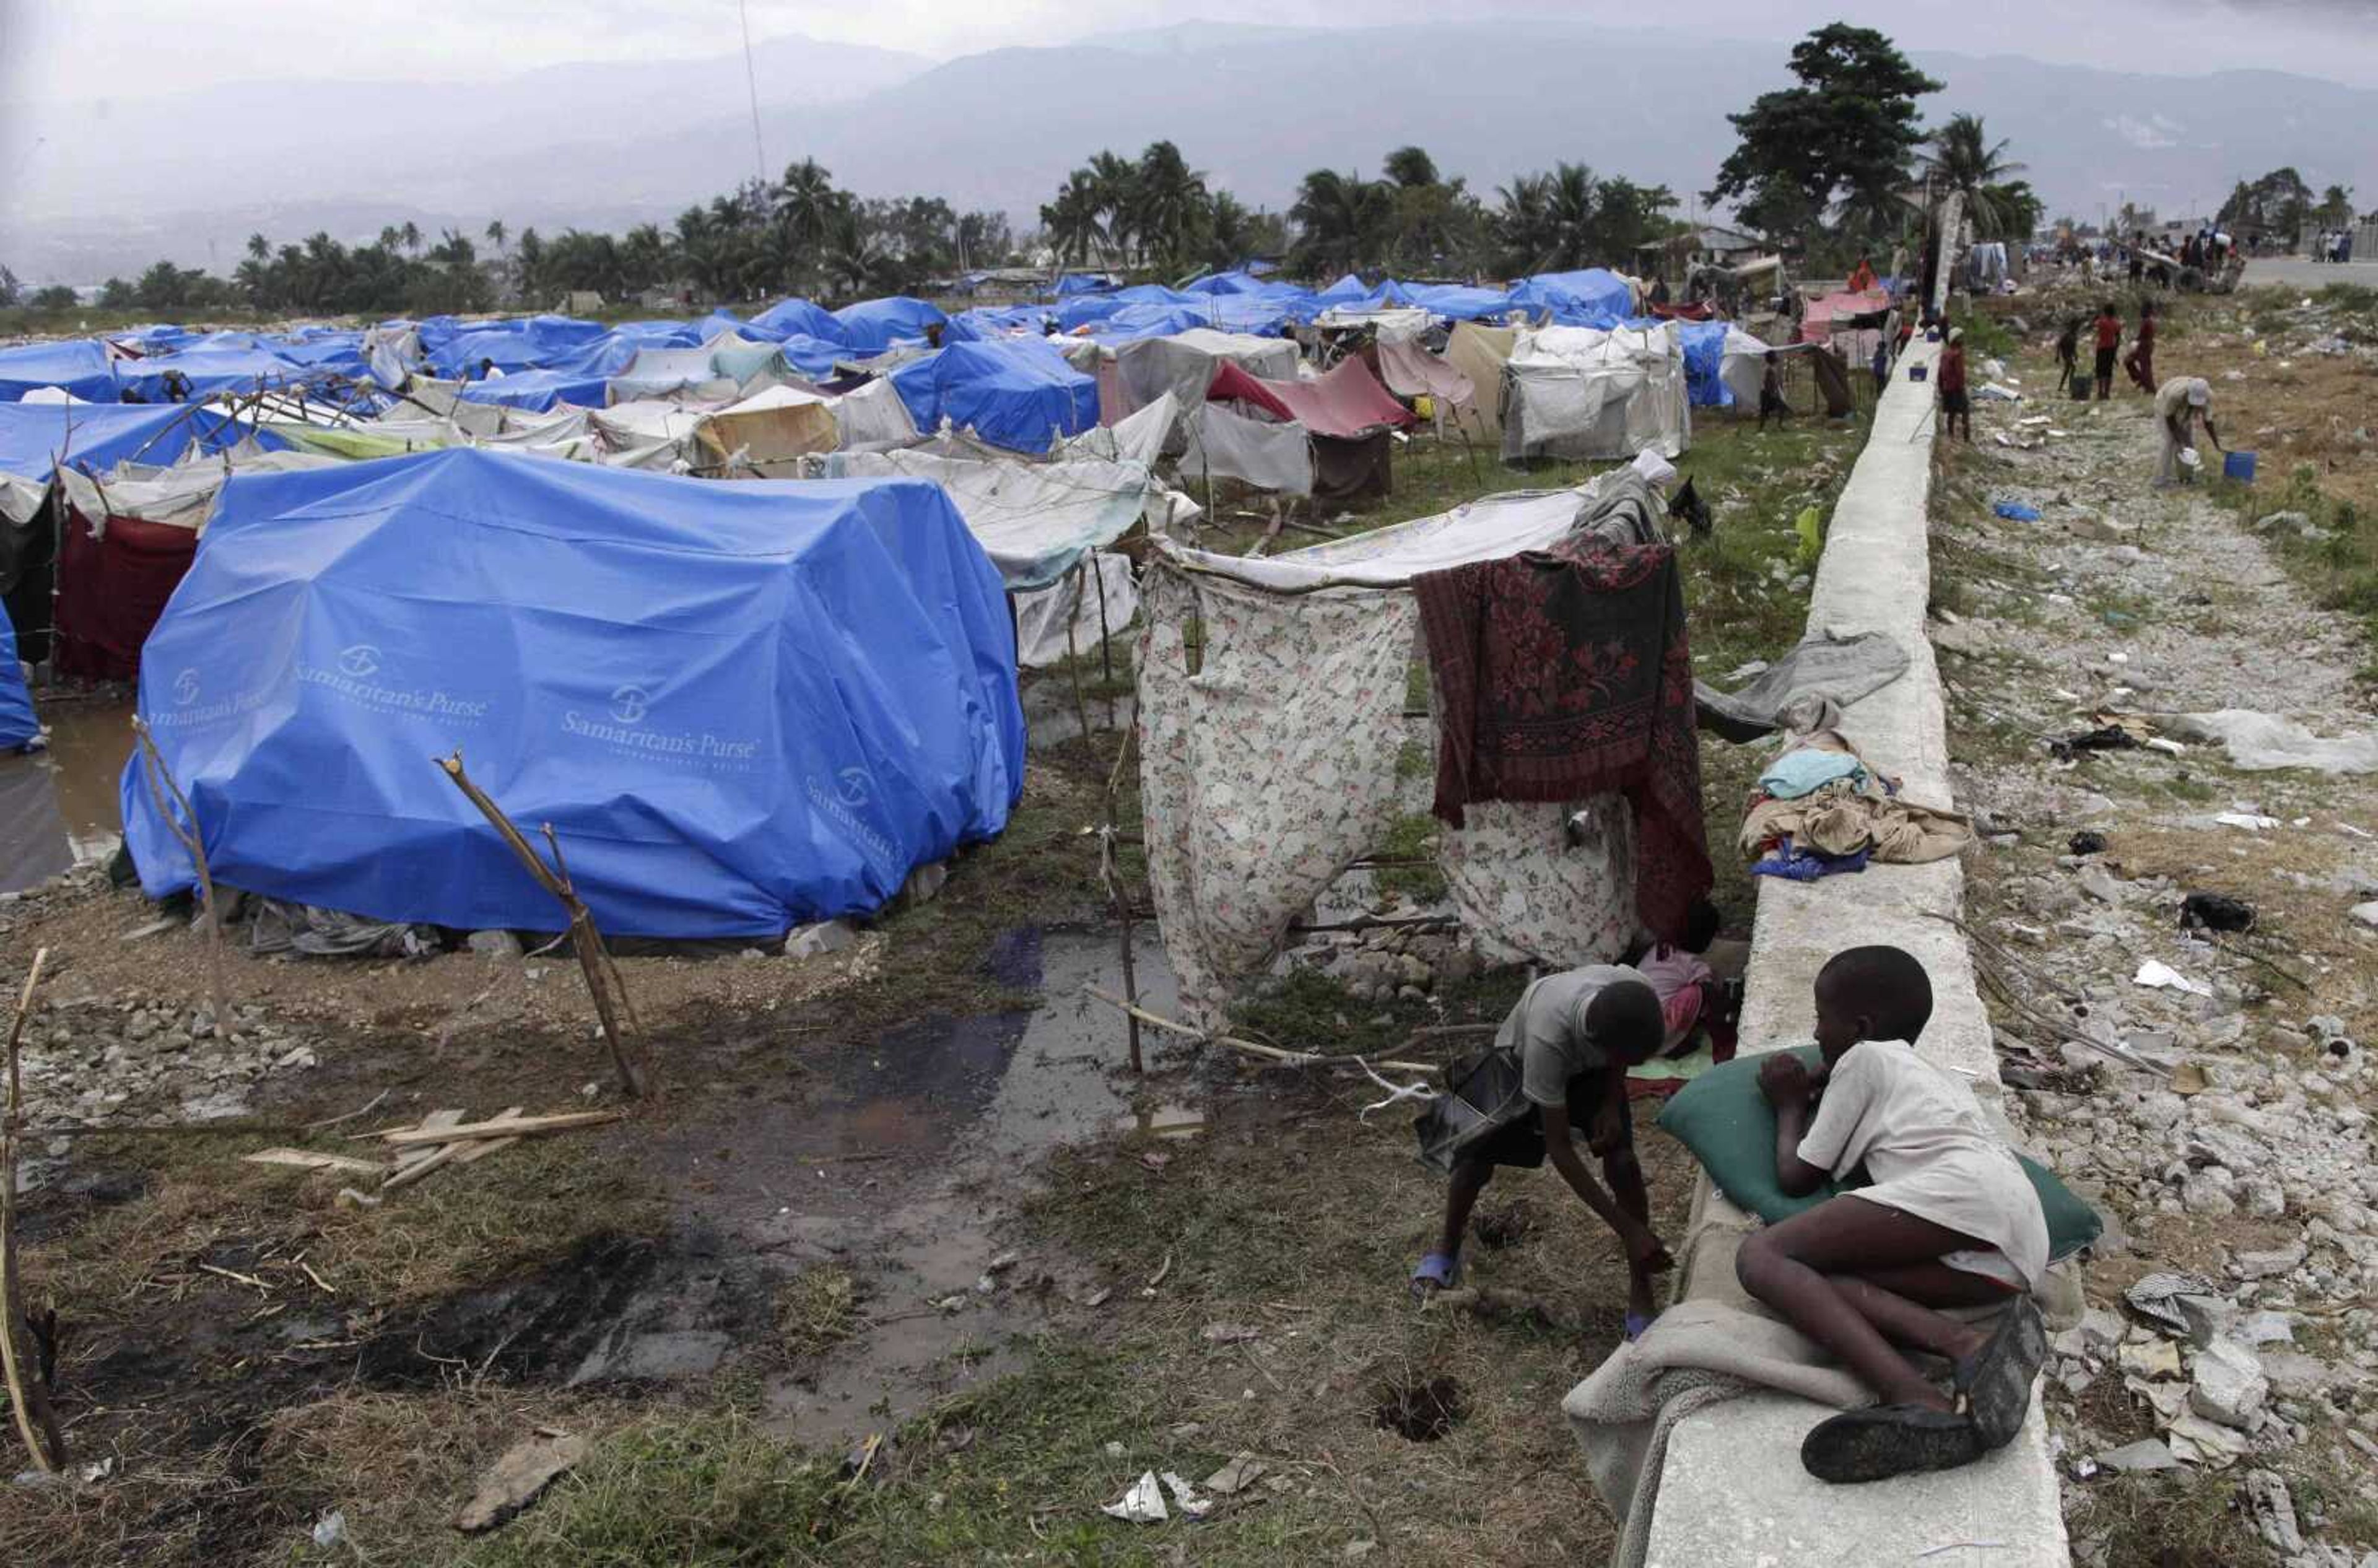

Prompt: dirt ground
[0,402,1866,1567]
[1936,279,2378,1567]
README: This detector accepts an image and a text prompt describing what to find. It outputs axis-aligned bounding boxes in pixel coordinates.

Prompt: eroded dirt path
[1932,307,2378,1567]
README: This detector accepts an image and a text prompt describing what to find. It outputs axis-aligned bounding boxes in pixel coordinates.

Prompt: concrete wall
[1638,336,2071,1567]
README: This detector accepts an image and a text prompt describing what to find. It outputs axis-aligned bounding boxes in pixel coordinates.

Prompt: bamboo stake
[131,716,231,1036]
[1092,554,1117,733]
[435,751,651,1100]
[1062,562,1095,749]
[2,949,67,1473]
[1082,985,1434,1077]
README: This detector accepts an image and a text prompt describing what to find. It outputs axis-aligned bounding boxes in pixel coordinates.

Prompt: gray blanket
[1694,629,1909,743]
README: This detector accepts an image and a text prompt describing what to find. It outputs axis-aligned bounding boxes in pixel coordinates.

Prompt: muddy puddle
[352,930,1197,1446]
[2,692,134,892]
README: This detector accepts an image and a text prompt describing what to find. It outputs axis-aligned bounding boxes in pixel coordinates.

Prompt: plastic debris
[1161,1471,1213,1519]
[2067,830,2107,856]
[2133,960,2212,997]
[1102,1471,1168,1523]
[2212,812,2280,831]
[1992,501,2042,522]
[2179,893,2255,933]
[1204,1453,1270,1496]
[311,1510,349,1549]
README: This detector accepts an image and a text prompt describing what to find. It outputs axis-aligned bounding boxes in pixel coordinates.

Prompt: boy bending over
[1412,966,1671,1336]
[1738,945,2049,1483]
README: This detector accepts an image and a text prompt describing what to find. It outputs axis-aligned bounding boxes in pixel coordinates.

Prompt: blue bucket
[1908,364,1928,383]
[2223,450,2257,483]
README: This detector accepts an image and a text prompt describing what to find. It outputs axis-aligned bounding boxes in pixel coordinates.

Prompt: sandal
[1800,1403,1982,1484]
[1409,1252,1461,1299]
[1951,1296,2047,1450]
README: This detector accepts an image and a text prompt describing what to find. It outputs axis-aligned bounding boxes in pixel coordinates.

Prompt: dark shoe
[1800,1403,1983,1484]
[1953,1296,2046,1450]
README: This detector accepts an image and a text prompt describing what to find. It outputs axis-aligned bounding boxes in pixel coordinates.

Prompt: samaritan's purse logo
[295,641,488,723]
[609,683,651,725]
[172,668,201,705]
[561,677,759,772]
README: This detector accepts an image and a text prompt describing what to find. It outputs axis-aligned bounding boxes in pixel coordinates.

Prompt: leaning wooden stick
[435,751,652,1100]
[132,716,232,1035]
[2,948,68,1473]
[1083,985,1435,1077]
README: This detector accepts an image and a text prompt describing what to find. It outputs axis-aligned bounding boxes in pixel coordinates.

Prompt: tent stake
[1099,721,1144,1075]
[132,717,232,1037]
[1061,562,1095,749]
[1,948,66,1473]
[435,751,653,1100]
[1091,553,1117,731]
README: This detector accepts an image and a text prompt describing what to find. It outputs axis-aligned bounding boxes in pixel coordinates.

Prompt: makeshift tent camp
[819,446,1169,591]
[1374,339,1478,422]
[694,386,839,474]
[0,597,36,751]
[606,348,739,404]
[1509,268,1635,323]
[1243,356,1414,502]
[0,339,120,403]
[889,339,1097,454]
[1501,323,1690,462]
[832,296,948,354]
[1110,330,1301,426]
[123,448,1025,938]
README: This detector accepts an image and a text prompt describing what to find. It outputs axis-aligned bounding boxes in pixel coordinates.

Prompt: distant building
[1637,224,1766,275]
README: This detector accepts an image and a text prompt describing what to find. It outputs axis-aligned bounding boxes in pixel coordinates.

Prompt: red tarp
[1647,301,1718,321]
[1204,356,1415,438]
[1799,289,1892,346]
[52,508,197,682]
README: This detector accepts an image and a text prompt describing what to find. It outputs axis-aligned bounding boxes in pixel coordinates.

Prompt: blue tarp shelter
[944,306,1053,344]
[0,597,37,750]
[749,297,848,342]
[1675,320,1731,407]
[0,340,120,403]
[1509,268,1634,324]
[116,348,318,402]
[831,296,947,354]
[1054,272,1118,297]
[0,403,277,490]
[122,448,1024,938]
[889,339,1098,453]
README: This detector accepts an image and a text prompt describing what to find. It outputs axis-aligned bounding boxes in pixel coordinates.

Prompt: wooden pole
[1,949,66,1473]
[1082,985,1434,1077]
[435,752,652,1100]
[1098,721,1143,1076]
[1091,554,1117,732]
[1061,563,1095,749]
[131,717,231,1036]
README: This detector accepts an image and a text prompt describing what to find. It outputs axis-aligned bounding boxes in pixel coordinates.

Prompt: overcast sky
[8,0,2378,97]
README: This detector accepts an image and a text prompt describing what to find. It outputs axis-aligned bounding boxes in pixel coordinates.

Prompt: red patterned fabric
[1417,538,1712,940]
[51,508,197,682]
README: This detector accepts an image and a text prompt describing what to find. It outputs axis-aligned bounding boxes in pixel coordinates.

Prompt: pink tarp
[1206,356,1416,439]
[1798,289,1891,346]
[1375,340,1476,411]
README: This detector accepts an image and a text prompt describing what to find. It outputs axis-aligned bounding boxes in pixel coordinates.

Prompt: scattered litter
[1353,1057,1433,1120]
[2133,960,2211,997]
[2050,725,2136,759]
[2094,1438,2179,1473]
[1992,501,2042,522]
[1142,1252,1172,1297]
[2143,737,2185,756]
[2212,812,2280,831]
[454,1433,587,1533]
[79,1457,115,1484]
[2178,894,2255,934]
[312,1510,349,1549]
[984,1250,1021,1275]
[1200,1322,1260,1344]
[1160,1471,1212,1520]
[2162,710,2378,775]
[244,1148,390,1177]
[2067,830,2107,856]
[1102,1471,1168,1524]
[1203,1453,1268,1496]
[1082,1287,1113,1308]
[2126,1272,2224,1338]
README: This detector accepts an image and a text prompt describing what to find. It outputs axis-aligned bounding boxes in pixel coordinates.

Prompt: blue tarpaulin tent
[0,597,37,750]
[116,348,320,402]
[0,340,120,403]
[889,339,1098,453]
[831,296,948,354]
[1675,320,1731,407]
[749,297,848,342]
[1509,268,1634,324]
[122,448,1024,938]
[0,403,277,491]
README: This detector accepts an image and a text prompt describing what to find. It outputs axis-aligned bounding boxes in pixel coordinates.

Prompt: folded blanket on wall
[1418,538,1711,939]
[1738,777,1972,864]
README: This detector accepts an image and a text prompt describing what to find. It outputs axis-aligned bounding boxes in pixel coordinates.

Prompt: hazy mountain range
[4,19,2371,285]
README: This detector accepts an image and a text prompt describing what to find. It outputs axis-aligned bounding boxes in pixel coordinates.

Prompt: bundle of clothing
[1417,531,1712,940]
[1739,731,1972,879]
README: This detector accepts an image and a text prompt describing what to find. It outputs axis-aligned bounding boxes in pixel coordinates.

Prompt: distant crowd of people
[2312,227,2359,264]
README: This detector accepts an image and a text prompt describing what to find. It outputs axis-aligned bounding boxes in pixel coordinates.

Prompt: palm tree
[1496,172,1553,273]
[245,232,271,263]
[1289,168,1392,277]
[1208,191,1255,270]
[377,225,403,254]
[1540,162,1600,271]
[1925,114,2028,238]
[1132,141,1209,269]
[1039,171,1108,268]
[776,159,840,245]
[484,219,507,256]
[1087,150,1139,262]
[398,220,424,257]
[621,224,673,293]
[1383,146,1439,190]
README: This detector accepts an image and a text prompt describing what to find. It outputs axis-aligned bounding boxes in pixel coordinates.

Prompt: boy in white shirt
[1738,944,2049,1483]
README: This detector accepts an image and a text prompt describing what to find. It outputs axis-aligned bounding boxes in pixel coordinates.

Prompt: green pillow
[1655,1046,2102,1261]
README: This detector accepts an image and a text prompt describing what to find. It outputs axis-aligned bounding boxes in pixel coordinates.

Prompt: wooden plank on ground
[378,1110,620,1148]
[450,1107,527,1167]
[244,1148,390,1177]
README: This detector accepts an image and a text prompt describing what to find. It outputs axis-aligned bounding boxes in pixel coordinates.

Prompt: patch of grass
[777,1264,863,1360]
[1372,812,1448,905]
[2205,459,2378,676]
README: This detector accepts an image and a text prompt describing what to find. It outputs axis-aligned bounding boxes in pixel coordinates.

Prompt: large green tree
[1927,113,2031,239]
[1707,24,1941,246]
[1288,168,1393,277]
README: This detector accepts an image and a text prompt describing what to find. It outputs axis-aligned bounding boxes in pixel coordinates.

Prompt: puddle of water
[1019,674,1127,751]
[1115,1103,1207,1139]
[1,694,134,892]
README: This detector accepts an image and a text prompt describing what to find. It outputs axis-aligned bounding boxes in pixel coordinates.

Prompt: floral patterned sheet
[1440,796,1637,970]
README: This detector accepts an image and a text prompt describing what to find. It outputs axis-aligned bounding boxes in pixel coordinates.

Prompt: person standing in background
[2092,301,2122,400]
[2124,299,2158,393]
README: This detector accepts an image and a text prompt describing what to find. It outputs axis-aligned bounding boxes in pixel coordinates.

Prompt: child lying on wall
[1736,944,2050,1483]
